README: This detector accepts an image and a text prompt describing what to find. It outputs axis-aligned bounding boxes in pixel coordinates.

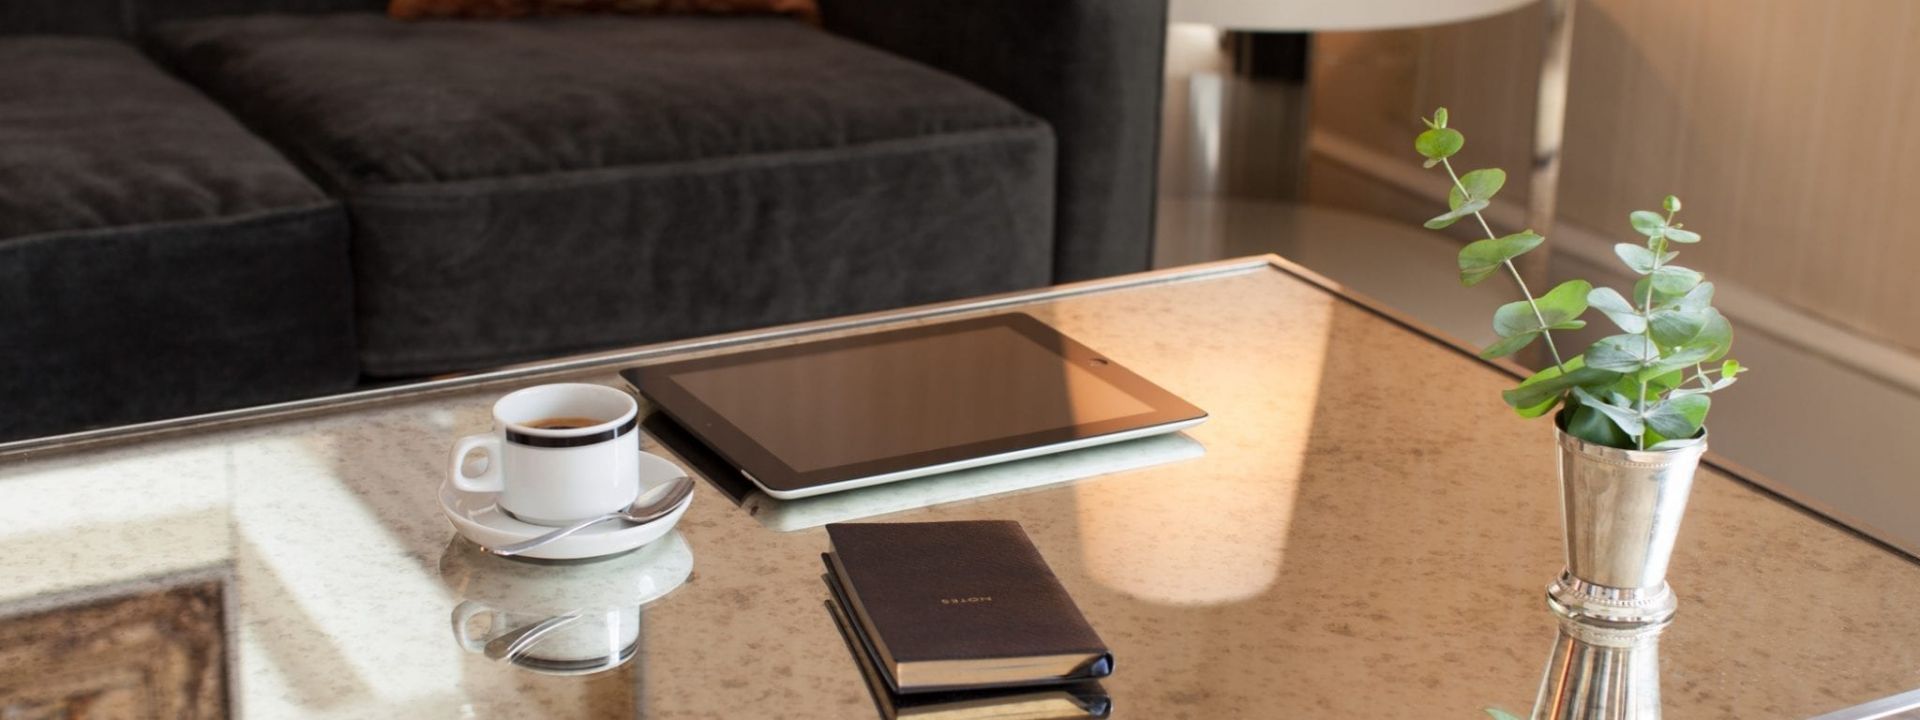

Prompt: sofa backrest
[2,0,388,37]
[1,0,124,36]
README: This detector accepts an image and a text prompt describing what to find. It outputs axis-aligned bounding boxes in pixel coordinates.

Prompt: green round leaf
[1674,282,1715,311]
[1663,195,1682,213]
[1690,310,1734,361]
[1490,285,1588,339]
[1614,243,1659,274]
[1629,210,1667,238]
[1646,394,1711,439]
[1459,168,1507,205]
[1649,306,1712,347]
[1662,226,1702,243]
[1415,127,1465,160]
[1502,355,1623,417]
[1651,265,1703,295]
[1479,331,1539,359]
[1492,300,1539,338]
[1457,231,1543,285]
[1587,287,1647,333]
[1536,279,1593,321]
[1573,387,1646,437]
[1587,334,1659,372]
[1425,198,1489,230]
[1643,368,1687,393]
[1565,400,1637,447]
[1632,276,1687,307]
[1642,343,1717,376]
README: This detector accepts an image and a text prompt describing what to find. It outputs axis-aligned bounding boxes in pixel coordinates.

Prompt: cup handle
[452,601,492,653]
[450,433,504,494]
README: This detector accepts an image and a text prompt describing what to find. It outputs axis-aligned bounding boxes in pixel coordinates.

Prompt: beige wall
[1308,0,1920,354]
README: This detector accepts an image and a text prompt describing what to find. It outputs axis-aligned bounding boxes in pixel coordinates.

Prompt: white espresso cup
[449,383,641,526]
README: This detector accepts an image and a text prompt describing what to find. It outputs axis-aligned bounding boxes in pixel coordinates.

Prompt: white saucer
[437,531,695,612]
[440,451,694,560]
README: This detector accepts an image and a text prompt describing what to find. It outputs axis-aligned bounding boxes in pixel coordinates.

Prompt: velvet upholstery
[135,0,390,28]
[386,0,818,22]
[0,0,125,36]
[0,0,388,36]
[148,15,1056,376]
[0,37,358,440]
[0,38,331,239]
[821,0,1167,282]
[1,3,1167,439]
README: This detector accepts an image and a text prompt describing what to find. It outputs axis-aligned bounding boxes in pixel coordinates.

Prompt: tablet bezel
[625,313,1206,497]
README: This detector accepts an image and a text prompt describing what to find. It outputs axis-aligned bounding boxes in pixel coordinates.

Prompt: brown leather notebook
[823,521,1113,694]
[824,597,1112,719]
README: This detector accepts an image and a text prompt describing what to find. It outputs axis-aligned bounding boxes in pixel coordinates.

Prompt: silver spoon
[483,613,581,660]
[489,476,693,557]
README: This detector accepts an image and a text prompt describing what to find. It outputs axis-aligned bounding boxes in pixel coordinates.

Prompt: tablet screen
[670,325,1155,472]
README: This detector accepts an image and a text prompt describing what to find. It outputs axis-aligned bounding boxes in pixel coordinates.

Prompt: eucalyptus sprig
[1414,108,1746,451]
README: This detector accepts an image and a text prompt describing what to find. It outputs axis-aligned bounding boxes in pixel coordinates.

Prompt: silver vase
[1545,427,1707,627]
[1531,612,1667,720]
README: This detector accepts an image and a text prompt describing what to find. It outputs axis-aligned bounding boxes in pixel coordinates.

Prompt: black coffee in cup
[525,416,605,430]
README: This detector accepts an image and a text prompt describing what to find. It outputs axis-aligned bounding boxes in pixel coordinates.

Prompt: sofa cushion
[150,14,1057,376]
[0,37,358,440]
[0,0,124,37]
[0,0,392,38]
[0,38,332,239]
[386,0,818,22]
[148,14,1045,190]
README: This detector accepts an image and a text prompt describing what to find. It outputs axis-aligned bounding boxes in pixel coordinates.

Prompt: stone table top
[1,258,1915,718]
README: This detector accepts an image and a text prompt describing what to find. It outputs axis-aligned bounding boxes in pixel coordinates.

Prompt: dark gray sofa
[0,0,1167,440]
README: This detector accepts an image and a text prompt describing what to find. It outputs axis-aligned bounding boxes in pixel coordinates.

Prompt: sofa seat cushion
[0,36,358,440]
[0,37,333,240]
[149,14,1058,376]
[147,14,1045,190]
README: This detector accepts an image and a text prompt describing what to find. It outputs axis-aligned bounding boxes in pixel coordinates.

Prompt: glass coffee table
[1,257,1915,718]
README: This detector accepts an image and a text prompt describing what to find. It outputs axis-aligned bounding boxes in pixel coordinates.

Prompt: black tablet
[623,313,1206,499]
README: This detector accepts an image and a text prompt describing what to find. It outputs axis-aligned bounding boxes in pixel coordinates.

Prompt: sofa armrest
[821,0,1167,282]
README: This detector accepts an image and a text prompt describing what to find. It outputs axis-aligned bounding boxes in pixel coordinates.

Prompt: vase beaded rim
[1554,425,1708,466]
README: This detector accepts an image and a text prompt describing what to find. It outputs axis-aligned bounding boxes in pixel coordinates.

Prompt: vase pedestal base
[1545,569,1676,629]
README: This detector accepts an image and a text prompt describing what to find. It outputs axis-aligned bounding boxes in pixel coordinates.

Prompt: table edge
[0,257,1272,461]
[6,254,1914,564]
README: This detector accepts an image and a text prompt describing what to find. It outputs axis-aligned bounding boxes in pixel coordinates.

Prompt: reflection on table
[438,531,693,677]
[1529,611,1666,719]
[646,411,1206,532]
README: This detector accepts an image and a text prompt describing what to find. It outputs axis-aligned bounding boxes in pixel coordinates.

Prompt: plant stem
[1439,159,1568,374]
[1632,211,1677,449]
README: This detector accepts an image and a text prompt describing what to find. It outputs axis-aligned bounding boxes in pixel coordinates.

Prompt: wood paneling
[1309,0,1920,353]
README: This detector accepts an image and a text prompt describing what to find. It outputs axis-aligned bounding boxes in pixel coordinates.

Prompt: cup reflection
[437,531,693,676]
